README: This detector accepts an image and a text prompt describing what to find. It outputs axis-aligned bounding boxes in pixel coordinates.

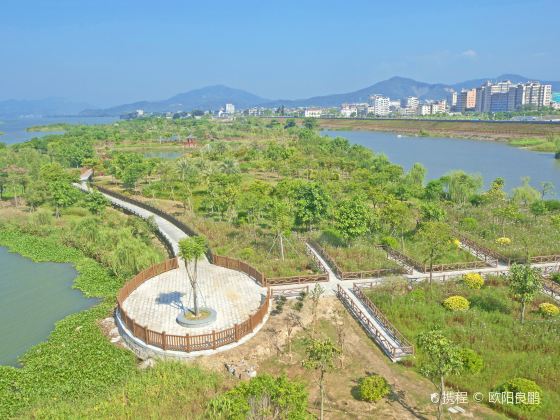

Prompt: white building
[402,96,419,110]
[475,81,552,113]
[225,103,235,114]
[340,104,357,118]
[304,108,323,118]
[369,94,390,116]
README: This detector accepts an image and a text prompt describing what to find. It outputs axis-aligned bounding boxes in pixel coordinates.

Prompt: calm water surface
[324,130,560,191]
[0,247,97,366]
[0,116,118,144]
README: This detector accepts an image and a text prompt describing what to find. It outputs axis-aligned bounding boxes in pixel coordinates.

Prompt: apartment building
[369,94,390,116]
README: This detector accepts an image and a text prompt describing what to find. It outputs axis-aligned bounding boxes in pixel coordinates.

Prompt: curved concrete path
[77,182,268,359]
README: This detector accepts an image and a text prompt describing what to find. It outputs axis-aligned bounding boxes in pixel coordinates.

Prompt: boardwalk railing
[308,239,409,279]
[384,245,489,273]
[352,284,414,355]
[117,258,271,352]
[336,284,413,360]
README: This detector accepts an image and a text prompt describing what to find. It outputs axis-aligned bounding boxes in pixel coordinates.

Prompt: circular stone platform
[121,260,266,336]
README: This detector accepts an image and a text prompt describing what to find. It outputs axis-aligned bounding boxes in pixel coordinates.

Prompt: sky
[1,0,558,107]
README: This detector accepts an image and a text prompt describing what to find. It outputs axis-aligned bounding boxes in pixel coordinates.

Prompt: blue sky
[1,0,557,106]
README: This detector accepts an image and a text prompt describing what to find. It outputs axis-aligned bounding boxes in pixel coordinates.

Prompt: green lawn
[366,278,560,419]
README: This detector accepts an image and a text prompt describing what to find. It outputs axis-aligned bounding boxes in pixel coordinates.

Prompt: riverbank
[315,118,560,145]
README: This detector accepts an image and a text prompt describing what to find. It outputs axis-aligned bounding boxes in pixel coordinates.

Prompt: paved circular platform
[122,260,266,336]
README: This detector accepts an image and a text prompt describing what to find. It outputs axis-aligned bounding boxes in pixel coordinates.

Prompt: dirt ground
[194,296,505,420]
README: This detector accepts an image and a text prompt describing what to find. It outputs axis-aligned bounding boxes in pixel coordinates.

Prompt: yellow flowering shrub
[539,302,560,318]
[496,237,512,246]
[452,239,461,249]
[443,295,470,312]
[463,273,484,289]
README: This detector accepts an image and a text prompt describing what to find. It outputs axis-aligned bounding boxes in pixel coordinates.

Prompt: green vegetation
[367,278,560,419]
[27,123,69,132]
[357,374,391,403]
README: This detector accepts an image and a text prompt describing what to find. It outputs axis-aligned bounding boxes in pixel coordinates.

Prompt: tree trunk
[193,259,199,316]
[521,300,526,324]
[279,234,285,261]
[320,370,325,420]
[437,375,445,420]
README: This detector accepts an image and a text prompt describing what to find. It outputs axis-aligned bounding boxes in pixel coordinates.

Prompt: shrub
[452,238,461,249]
[460,217,478,231]
[443,296,470,312]
[380,236,399,249]
[406,288,426,303]
[358,375,391,403]
[495,237,512,246]
[459,348,483,374]
[538,302,559,318]
[463,273,484,289]
[208,374,308,418]
[493,378,542,411]
[551,273,560,285]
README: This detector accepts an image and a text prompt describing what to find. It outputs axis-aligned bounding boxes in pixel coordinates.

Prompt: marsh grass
[366,278,560,419]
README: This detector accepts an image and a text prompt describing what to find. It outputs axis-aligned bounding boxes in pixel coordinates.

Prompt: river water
[0,247,97,366]
[0,116,118,145]
[323,130,560,192]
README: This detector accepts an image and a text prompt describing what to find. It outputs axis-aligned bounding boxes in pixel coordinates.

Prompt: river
[0,116,118,145]
[0,247,97,366]
[323,130,560,192]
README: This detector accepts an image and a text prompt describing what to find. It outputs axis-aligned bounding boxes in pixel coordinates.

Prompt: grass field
[366,278,560,419]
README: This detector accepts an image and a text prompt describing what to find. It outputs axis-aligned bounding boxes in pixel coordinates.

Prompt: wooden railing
[336,285,413,360]
[531,255,560,264]
[383,245,489,273]
[209,253,267,286]
[352,285,414,355]
[455,232,506,264]
[271,285,310,298]
[117,258,271,352]
[308,239,408,279]
[383,246,420,273]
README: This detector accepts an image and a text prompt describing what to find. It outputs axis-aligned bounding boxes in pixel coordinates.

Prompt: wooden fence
[308,239,409,279]
[352,284,414,356]
[336,285,413,360]
[117,258,272,352]
[384,245,489,273]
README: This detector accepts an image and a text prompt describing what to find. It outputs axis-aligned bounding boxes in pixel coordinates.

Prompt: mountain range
[2,75,558,118]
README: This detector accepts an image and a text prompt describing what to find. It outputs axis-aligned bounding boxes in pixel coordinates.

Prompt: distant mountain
[0,97,93,118]
[451,74,560,91]
[80,85,269,116]
[262,76,453,108]
[77,74,560,116]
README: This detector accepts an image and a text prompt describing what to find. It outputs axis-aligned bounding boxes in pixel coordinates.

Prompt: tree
[441,171,483,205]
[49,181,79,217]
[268,199,294,260]
[178,236,208,317]
[417,330,464,420]
[302,337,341,420]
[84,190,109,215]
[416,221,453,284]
[381,199,417,251]
[508,264,542,324]
[308,283,325,333]
[512,177,540,207]
[333,197,371,242]
[283,181,329,231]
[302,118,318,130]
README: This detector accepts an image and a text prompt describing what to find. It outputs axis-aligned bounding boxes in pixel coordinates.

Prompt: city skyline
[1,0,558,107]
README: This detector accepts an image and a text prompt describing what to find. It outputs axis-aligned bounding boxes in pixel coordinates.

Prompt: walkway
[77,182,268,358]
